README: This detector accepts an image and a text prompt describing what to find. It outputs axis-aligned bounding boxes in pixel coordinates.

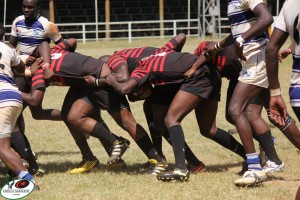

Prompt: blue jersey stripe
[290,87,300,101]
[0,90,22,103]
[0,75,15,84]
[228,10,256,25]
[292,57,300,71]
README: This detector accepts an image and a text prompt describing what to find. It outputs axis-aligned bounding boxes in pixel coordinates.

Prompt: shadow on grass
[205,162,243,172]
[35,150,80,156]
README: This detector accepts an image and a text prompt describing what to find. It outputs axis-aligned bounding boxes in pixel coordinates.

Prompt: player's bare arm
[21,88,45,107]
[184,53,212,78]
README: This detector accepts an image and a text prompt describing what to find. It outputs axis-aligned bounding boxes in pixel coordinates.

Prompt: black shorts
[84,86,129,114]
[180,64,221,101]
[152,84,181,105]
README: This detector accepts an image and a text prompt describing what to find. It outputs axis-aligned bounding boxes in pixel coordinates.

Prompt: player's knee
[164,115,177,129]
[245,111,260,123]
[164,116,171,128]
[200,125,217,138]
[66,114,81,126]
[228,104,241,121]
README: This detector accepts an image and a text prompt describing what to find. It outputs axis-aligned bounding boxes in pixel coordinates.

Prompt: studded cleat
[157,168,190,181]
[107,139,129,165]
[69,157,100,174]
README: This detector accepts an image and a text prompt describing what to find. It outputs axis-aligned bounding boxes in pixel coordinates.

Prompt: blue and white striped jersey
[0,42,23,108]
[227,0,269,49]
[11,15,62,55]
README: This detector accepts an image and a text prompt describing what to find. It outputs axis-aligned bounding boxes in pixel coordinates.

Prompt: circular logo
[15,180,30,189]
[1,179,35,199]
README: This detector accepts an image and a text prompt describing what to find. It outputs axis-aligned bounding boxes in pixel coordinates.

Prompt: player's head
[98,55,111,63]
[0,23,5,39]
[22,0,41,22]
[194,41,213,56]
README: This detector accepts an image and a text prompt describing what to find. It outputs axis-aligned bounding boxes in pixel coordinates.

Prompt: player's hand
[203,41,218,54]
[30,57,44,74]
[184,68,196,79]
[269,95,287,127]
[104,73,117,86]
[278,49,291,62]
[234,42,246,61]
[43,67,54,80]
[26,55,36,65]
[84,75,96,87]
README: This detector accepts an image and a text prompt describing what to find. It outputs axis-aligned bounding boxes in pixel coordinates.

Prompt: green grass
[2,37,299,200]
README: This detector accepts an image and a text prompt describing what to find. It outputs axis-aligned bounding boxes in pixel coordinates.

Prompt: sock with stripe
[246,153,262,171]
[18,171,33,180]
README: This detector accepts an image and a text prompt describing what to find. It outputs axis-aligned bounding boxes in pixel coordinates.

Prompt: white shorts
[0,106,22,138]
[238,45,268,88]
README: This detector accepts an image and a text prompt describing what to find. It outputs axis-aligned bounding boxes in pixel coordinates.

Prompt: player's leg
[109,107,164,165]
[228,82,267,186]
[89,111,129,170]
[262,91,300,151]
[153,102,206,173]
[245,93,284,173]
[158,90,202,181]
[66,97,129,165]
[29,103,61,121]
[197,99,247,161]
[10,113,44,177]
[61,88,100,173]
[0,106,36,185]
[143,96,164,158]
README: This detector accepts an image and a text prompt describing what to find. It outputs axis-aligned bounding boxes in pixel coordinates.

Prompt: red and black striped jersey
[15,68,46,94]
[107,38,182,74]
[31,68,46,91]
[50,41,104,86]
[194,41,241,80]
[130,51,198,88]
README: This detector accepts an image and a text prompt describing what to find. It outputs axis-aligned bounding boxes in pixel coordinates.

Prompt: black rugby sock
[211,128,247,160]
[91,122,117,144]
[136,135,162,162]
[75,137,95,160]
[11,131,29,159]
[169,125,187,170]
[97,121,117,155]
[255,131,282,165]
[149,125,163,156]
[143,99,164,156]
[11,131,39,169]
[163,131,201,166]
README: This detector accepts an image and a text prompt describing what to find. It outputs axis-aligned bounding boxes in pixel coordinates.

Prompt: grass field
[1,37,299,200]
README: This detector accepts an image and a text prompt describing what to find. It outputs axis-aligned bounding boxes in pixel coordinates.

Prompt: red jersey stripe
[32,79,45,87]
[55,52,68,72]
